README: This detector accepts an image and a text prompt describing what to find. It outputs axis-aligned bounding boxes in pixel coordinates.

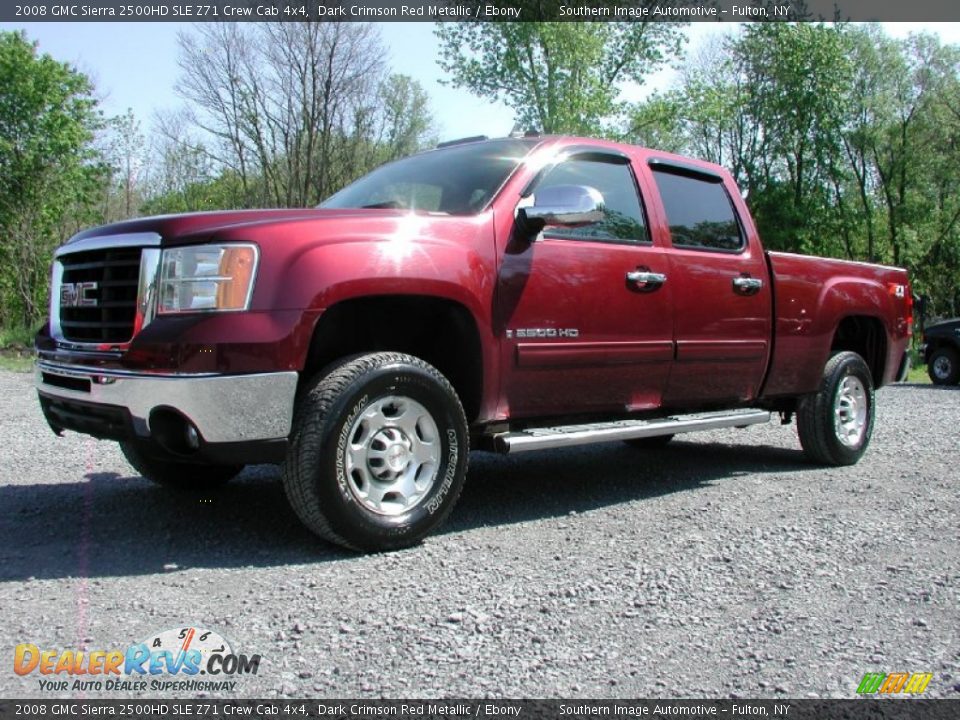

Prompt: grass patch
[0,324,36,373]
[906,363,930,384]
[0,325,35,348]
[0,353,34,372]
[901,346,930,384]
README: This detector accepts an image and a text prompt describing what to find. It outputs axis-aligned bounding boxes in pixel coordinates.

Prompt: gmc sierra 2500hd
[35,136,913,551]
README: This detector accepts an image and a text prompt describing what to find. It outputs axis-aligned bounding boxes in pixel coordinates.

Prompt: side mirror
[516,184,605,236]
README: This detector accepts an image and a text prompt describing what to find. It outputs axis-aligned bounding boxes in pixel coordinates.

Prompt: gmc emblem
[60,281,99,308]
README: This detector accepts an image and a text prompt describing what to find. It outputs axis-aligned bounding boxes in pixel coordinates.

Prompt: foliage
[0,323,35,372]
[171,23,436,209]
[629,23,960,316]
[435,19,685,135]
[0,31,107,330]
[378,74,436,162]
[98,108,147,223]
[0,354,34,373]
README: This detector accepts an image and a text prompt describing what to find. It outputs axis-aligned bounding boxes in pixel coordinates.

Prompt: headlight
[157,243,259,314]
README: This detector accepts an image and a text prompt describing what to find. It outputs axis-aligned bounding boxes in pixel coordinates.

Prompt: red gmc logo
[60,281,98,308]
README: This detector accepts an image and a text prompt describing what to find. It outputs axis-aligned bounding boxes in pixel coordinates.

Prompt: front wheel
[281,352,468,552]
[927,347,960,385]
[797,351,875,466]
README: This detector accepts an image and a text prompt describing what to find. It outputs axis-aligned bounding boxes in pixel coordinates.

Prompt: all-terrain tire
[120,441,244,489]
[797,351,875,466]
[281,352,468,552]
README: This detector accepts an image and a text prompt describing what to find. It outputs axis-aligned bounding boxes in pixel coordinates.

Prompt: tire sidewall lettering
[425,428,459,516]
[334,393,369,504]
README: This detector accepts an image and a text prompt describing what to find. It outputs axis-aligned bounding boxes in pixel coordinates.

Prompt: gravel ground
[1,369,957,700]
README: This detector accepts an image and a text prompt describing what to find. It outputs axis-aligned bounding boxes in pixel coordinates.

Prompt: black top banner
[3,0,960,23]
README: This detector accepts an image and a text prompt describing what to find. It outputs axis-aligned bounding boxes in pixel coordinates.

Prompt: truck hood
[63,208,437,247]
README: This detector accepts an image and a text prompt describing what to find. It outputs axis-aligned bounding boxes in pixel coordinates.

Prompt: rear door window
[651,168,744,252]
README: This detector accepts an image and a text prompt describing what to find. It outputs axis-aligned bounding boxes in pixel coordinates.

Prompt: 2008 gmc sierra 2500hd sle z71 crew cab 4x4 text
[35,136,913,551]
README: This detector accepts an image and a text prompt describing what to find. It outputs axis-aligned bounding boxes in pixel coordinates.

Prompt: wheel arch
[830,315,888,388]
[301,295,486,423]
[924,335,960,362]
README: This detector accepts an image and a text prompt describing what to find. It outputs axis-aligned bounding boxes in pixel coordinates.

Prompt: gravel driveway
[1,370,957,699]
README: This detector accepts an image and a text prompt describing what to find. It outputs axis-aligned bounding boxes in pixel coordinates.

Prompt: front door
[497,153,675,419]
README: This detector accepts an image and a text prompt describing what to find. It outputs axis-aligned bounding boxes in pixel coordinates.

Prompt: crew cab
[35,136,913,551]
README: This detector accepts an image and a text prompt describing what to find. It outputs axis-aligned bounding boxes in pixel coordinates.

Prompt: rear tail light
[887,282,912,335]
[906,287,914,335]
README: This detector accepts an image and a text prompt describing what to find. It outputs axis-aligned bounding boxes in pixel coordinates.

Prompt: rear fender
[763,274,898,397]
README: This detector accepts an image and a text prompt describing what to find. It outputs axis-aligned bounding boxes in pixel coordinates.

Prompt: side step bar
[490,409,771,454]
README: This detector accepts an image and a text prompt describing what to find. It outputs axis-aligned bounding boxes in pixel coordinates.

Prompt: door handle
[733,276,763,295]
[626,270,667,290]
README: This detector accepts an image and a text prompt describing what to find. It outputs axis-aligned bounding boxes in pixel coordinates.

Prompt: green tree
[731,24,855,255]
[436,19,685,135]
[627,91,687,155]
[883,35,960,315]
[628,34,765,185]
[378,74,436,162]
[630,23,960,315]
[628,24,855,254]
[99,108,147,222]
[174,22,435,208]
[0,31,106,329]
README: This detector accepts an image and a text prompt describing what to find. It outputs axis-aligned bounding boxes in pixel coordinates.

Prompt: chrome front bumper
[36,361,298,444]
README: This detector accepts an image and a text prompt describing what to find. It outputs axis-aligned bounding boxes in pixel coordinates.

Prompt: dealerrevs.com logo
[14,627,261,693]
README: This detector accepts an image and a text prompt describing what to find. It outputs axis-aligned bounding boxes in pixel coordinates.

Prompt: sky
[3,21,960,142]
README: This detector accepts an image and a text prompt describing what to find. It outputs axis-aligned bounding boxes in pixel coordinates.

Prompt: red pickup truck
[35,136,913,551]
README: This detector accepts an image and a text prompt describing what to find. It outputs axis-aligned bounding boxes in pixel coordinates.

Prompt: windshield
[320,138,540,215]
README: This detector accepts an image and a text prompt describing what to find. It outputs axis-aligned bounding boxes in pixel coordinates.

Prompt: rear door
[497,150,674,419]
[647,161,772,406]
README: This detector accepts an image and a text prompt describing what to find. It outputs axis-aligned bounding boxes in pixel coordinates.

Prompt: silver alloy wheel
[933,355,952,380]
[343,395,440,516]
[833,375,868,448]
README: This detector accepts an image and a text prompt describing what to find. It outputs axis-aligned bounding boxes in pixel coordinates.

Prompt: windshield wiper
[359,201,405,210]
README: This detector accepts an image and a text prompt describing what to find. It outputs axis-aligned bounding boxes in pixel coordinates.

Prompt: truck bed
[761,251,912,398]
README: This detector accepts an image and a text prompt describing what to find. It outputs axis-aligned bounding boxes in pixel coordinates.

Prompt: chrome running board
[490,409,771,454]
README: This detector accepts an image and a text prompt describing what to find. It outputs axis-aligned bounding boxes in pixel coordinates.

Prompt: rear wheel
[797,351,875,466]
[120,441,244,489]
[281,352,468,552]
[927,347,960,385]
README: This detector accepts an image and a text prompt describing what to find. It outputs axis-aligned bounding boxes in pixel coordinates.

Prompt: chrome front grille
[58,247,142,343]
[50,231,163,349]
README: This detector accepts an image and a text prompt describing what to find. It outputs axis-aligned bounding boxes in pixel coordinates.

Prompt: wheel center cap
[385,443,409,472]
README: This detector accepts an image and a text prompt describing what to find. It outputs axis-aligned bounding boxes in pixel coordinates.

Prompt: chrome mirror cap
[518,184,605,234]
